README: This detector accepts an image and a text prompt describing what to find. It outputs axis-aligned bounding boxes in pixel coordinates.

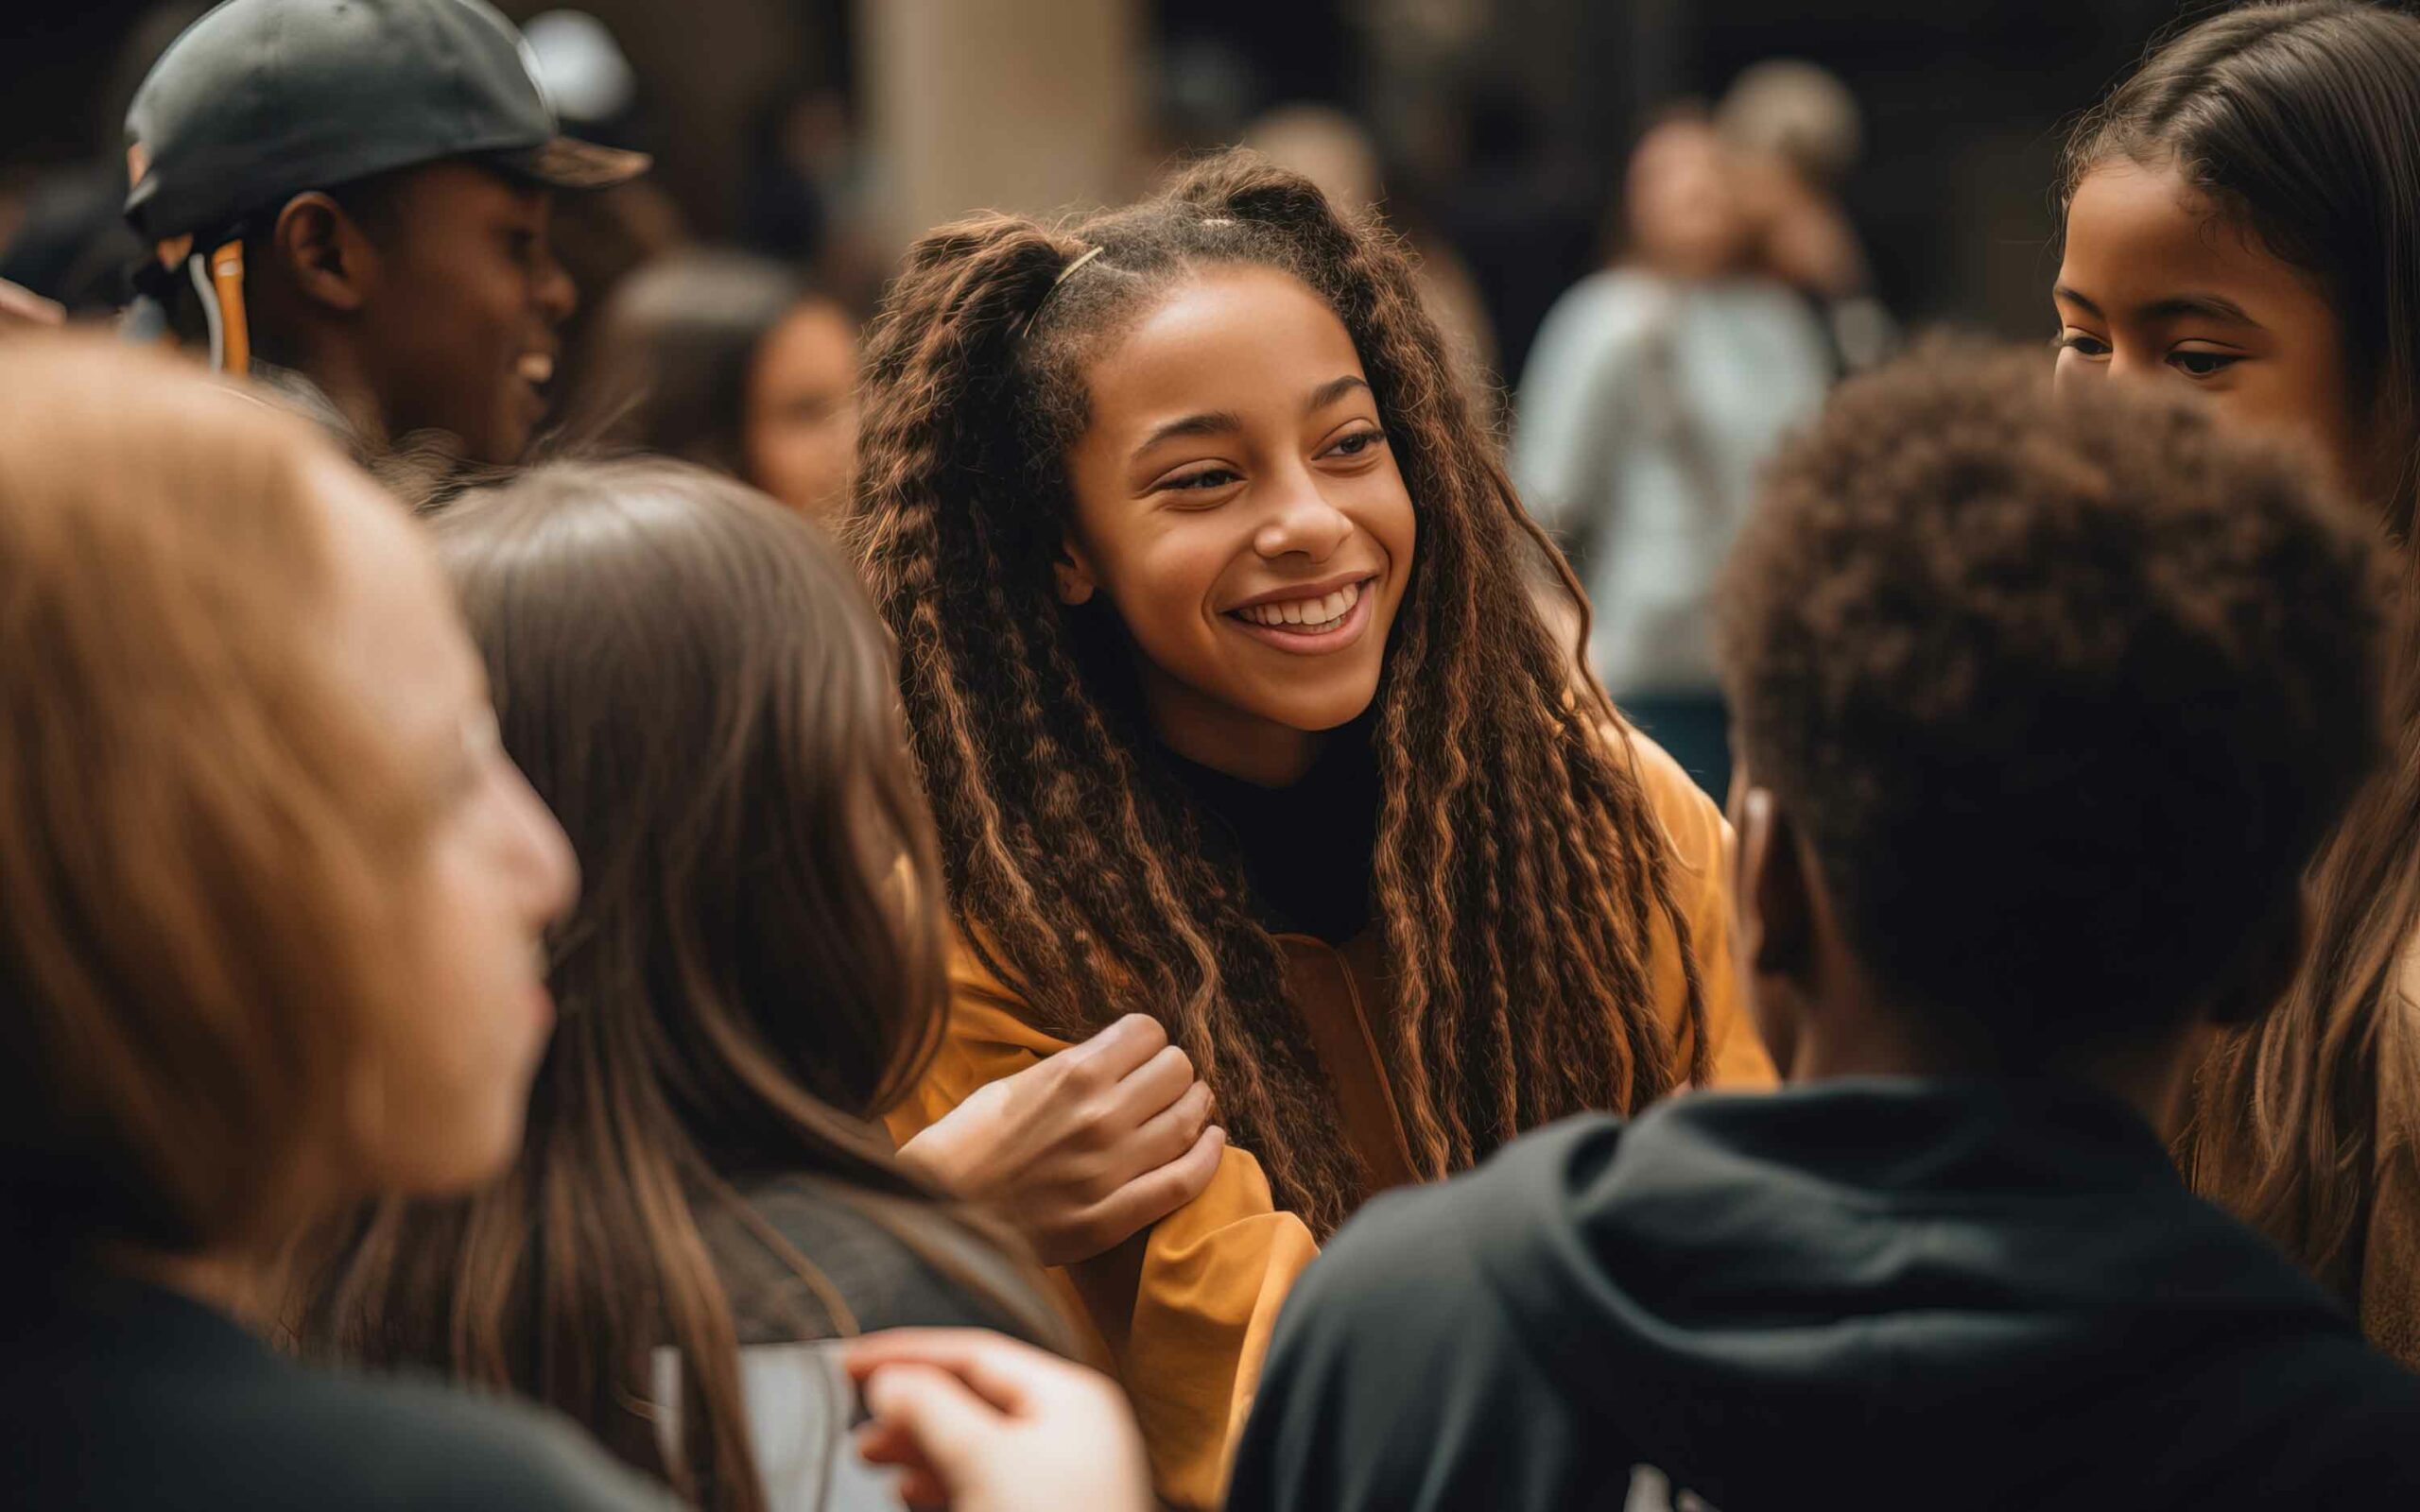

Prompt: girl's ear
[1053,538,1098,606]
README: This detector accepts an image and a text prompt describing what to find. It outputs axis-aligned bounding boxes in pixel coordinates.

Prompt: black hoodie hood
[1231,1080,2420,1511]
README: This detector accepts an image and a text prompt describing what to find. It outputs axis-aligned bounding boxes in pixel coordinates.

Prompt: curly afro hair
[1718,340,2389,1061]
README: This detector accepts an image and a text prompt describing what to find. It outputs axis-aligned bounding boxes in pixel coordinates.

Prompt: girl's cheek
[1149,522,1244,599]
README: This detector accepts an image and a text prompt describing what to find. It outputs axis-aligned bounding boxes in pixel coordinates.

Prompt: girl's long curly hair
[845,152,1708,1237]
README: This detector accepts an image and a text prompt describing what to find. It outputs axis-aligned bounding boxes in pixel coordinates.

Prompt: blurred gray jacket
[1513,271,1831,696]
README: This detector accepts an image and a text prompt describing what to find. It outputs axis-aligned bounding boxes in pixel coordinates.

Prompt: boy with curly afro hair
[1229,343,2420,1512]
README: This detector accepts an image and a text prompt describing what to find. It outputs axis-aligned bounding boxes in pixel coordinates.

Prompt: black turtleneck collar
[1157,714,1382,943]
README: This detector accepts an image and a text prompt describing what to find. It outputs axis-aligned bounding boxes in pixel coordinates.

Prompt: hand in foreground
[896,1014,1222,1265]
[849,1330,1151,1512]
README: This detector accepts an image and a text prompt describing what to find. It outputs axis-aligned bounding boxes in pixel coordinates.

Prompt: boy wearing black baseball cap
[123,0,647,468]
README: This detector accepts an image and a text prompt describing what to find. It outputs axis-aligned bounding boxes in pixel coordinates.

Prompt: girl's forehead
[1086,267,1356,387]
[2060,160,2313,311]
[2067,161,2227,259]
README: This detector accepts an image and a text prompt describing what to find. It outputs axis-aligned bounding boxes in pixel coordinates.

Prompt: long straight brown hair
[2062,1,2420,1309]
[300,460,1063,1511]
[846,150,1710,1239]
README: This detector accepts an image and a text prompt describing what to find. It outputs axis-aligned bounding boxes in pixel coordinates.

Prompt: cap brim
[495,135,650,191]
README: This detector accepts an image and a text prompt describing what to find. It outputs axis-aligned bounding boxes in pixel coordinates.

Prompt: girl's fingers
[1122,1080,1217,1175]
[1080,1124,1225,1243]
[1106,1042,1196,1130]
[859,1362,1004,1485]
[1063,1012,1167,1083]
[846,1329,1054,1415]
[853,1422,951,1510]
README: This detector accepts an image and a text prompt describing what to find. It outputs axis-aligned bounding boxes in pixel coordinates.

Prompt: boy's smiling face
[349,161,577,464]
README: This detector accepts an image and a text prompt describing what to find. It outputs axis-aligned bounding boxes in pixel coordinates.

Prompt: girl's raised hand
[895,1014,1224,1265]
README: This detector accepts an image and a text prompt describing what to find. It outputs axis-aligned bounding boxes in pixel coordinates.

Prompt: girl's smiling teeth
[1232,577,1366,630]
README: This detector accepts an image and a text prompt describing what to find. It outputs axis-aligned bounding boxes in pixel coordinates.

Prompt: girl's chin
[1137,654,1384,775]
[1243,680,1384,737]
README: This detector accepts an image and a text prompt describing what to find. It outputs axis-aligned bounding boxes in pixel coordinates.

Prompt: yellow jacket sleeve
[882,947,1320,1510]
[1618,725,1776,1091]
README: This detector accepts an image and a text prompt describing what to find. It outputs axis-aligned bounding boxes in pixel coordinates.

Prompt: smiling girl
[848,152,1771,1503]
[2052,0,2420,1365]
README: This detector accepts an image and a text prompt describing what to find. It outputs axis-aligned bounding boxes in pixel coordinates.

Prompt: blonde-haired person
[0,333,660,1508]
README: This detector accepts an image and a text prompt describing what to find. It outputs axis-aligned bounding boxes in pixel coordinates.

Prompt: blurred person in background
[0,332,672,1512]
[574,255,862,519]
[119,0,647,486]
[1717,59,1896,374]
[1513,113,1832,799]
[1243,105,1502,423]
[2053,0,2420,1369]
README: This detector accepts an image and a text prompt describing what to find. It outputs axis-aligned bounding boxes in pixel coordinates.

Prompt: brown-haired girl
[573,254,864,519]
[0,335,662,1509]
[304,459,1219,1511]
[849,150,1772,1503]
[2053,0,2420,1366]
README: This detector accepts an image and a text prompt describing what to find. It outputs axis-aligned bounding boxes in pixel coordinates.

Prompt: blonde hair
[0,335,425,1259]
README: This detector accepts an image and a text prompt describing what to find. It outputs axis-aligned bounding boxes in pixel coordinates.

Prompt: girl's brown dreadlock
[846,150,1709,1237]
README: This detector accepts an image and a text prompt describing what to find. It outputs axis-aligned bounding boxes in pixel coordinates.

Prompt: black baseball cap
[124,0,648,244]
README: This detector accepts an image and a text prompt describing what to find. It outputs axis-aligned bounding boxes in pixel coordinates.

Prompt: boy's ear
[1737,786,1814,983]
[1052,537,1098,607]
[2205,891,2312,1029]
[268,192,377,316]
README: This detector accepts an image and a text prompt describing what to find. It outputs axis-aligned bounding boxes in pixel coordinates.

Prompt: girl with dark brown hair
[302,459,1215,1512]
[0,335,664,1510]
[573,253,864,519]
[2053,0,2420,1366]
[848,150,1773,1504]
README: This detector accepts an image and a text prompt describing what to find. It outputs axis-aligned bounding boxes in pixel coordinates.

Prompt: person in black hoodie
[1226,342,2420,1512]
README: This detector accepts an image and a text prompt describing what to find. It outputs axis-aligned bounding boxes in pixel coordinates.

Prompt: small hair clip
[1053,246,1105,288]
[1023,246,1105,339]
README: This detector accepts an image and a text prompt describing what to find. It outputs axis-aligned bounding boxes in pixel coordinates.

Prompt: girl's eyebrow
[2143,292,2256,325]
[1133,409,1246,459]
[1130,376,1373,462]
[2054,284,2256,325]
[1305,375,1371,411]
